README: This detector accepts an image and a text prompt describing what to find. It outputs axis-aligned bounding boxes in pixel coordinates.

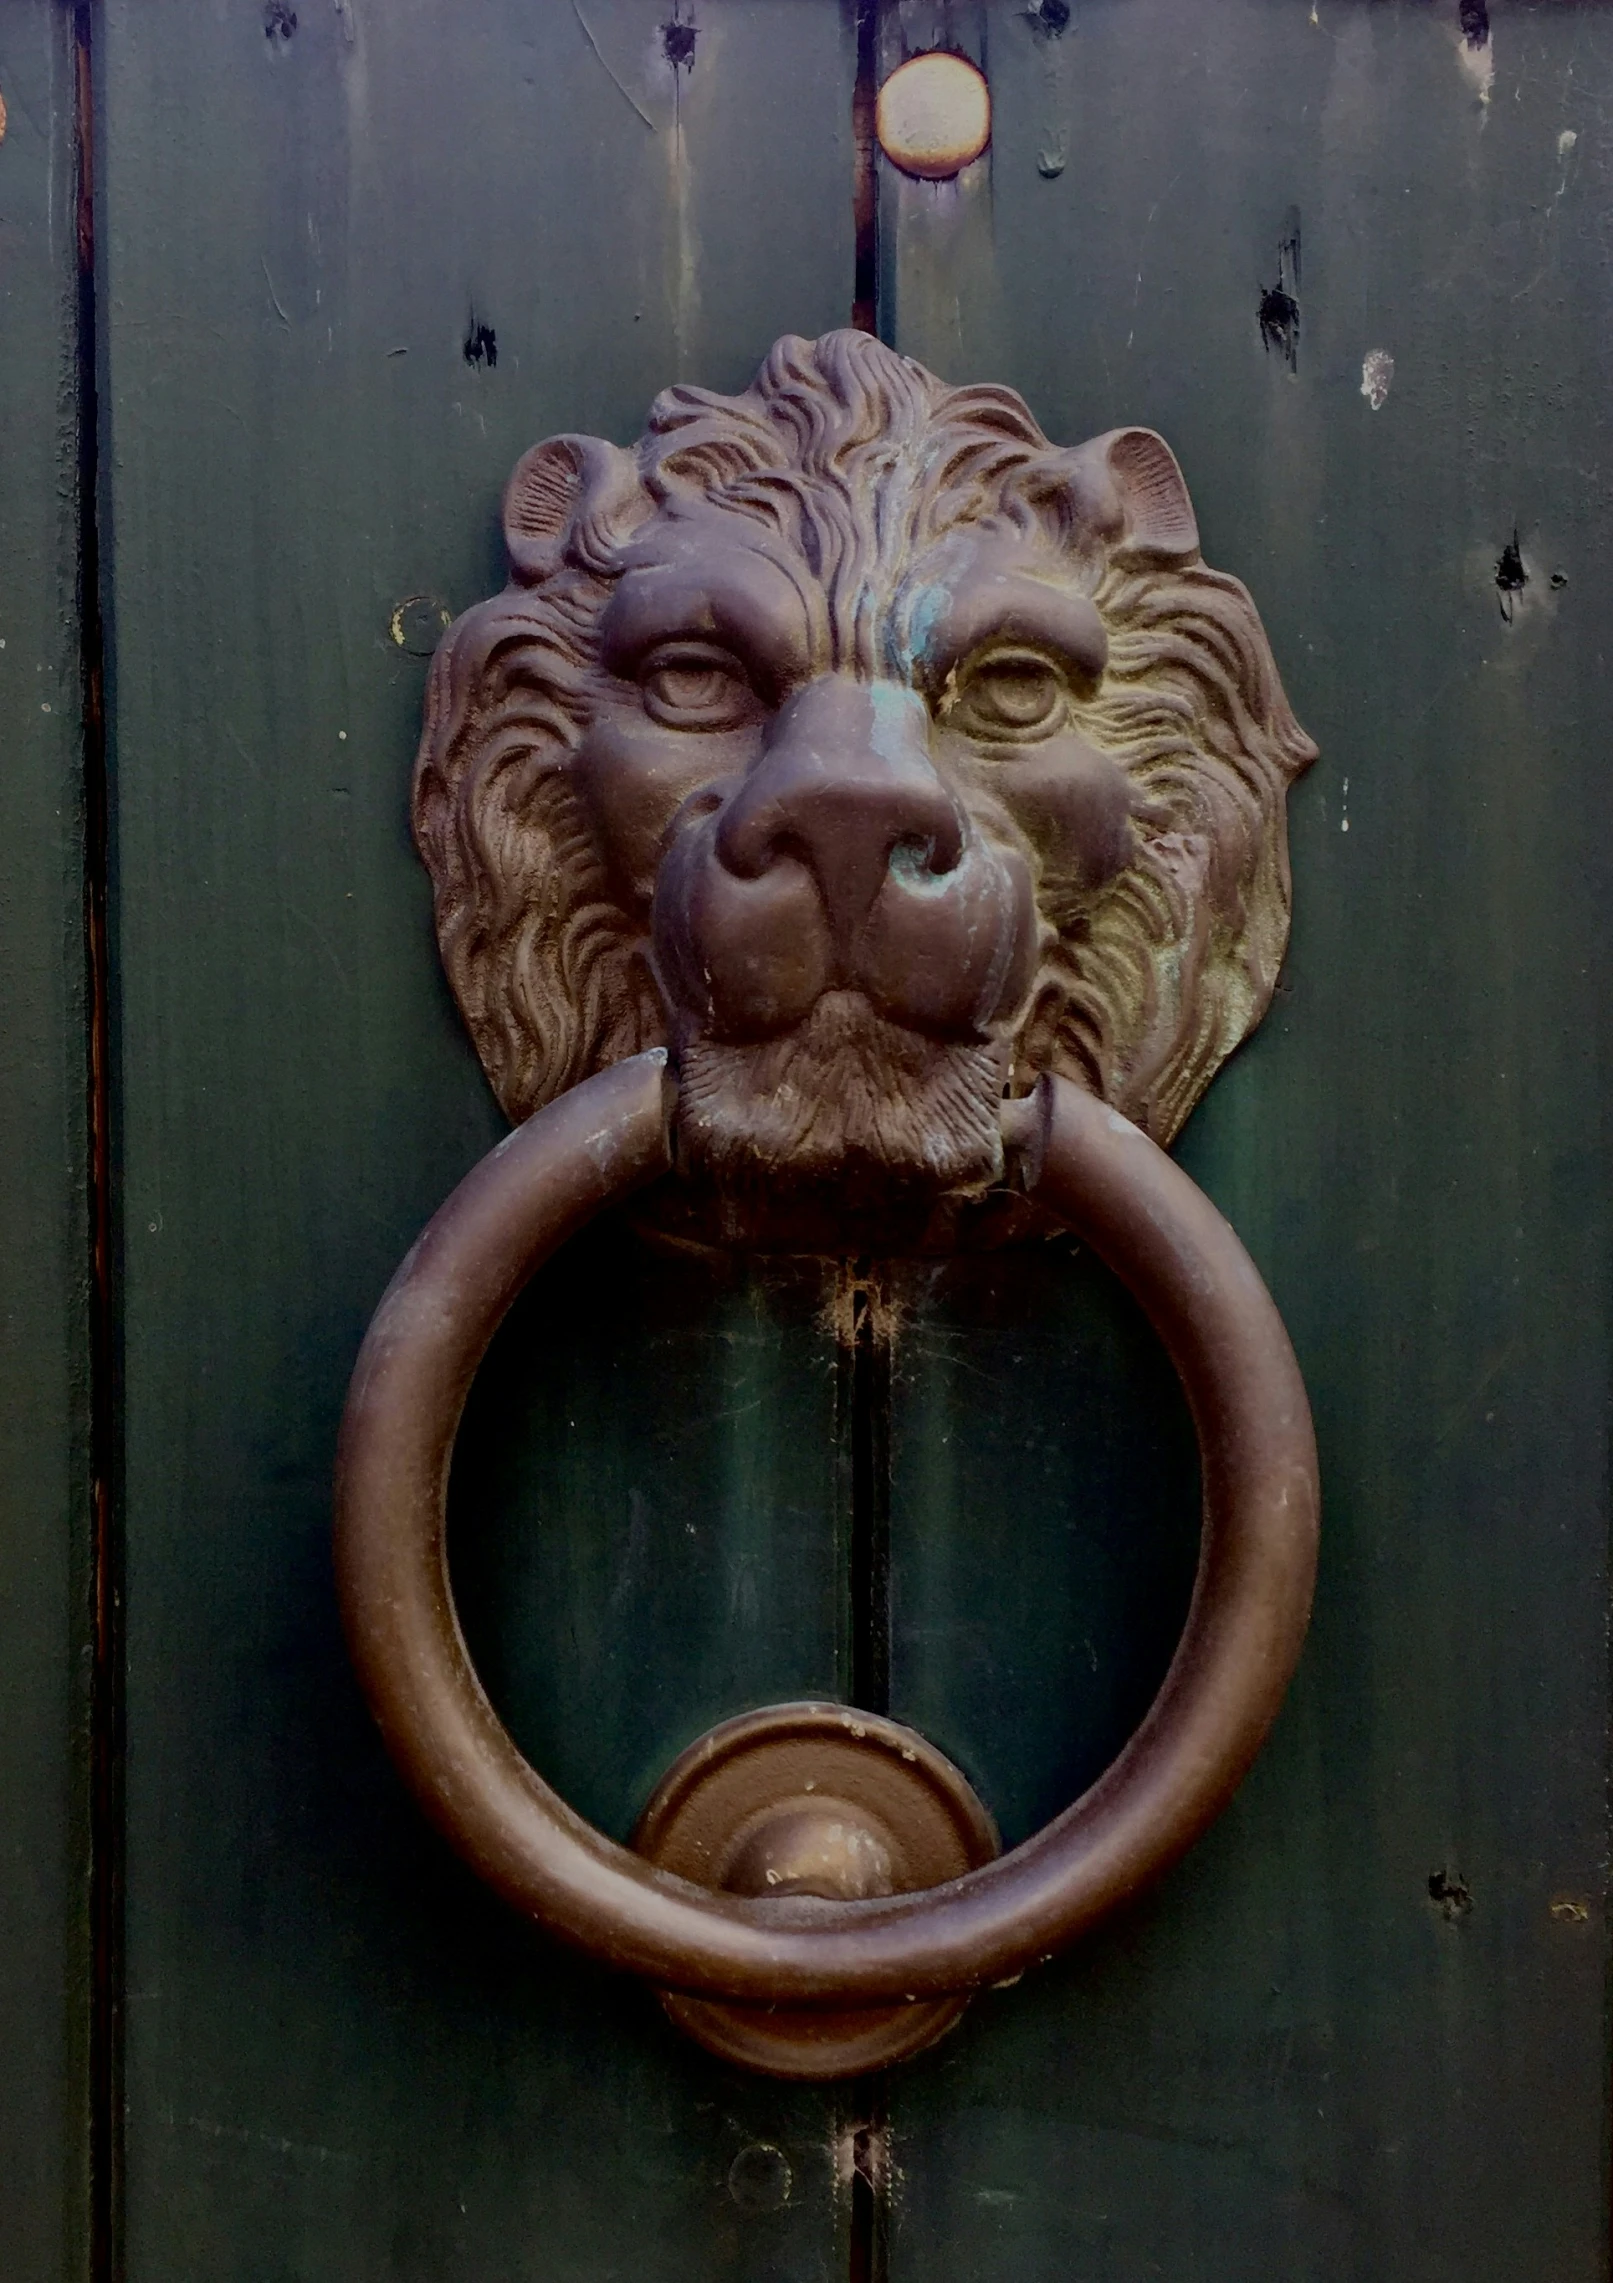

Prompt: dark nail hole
[263,1,297,38]
[463,316,497,370]
[1032,0,1071,31]
[1495,528,1527,622]
[1459,0,1489,50]
[1258,219,1302,372]
[1550,570,1569,590]
[662,17,698,69]
[1428,1867,1472,1922]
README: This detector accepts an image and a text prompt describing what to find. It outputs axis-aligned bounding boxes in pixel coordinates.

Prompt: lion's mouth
[673,989,1009,1199]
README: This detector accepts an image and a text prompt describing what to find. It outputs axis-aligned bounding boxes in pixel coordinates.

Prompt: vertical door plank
[883,3,1613,2277]
[0,7,93,2279]
[100,5,857,2276]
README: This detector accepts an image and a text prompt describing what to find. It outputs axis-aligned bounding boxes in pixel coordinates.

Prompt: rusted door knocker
[337,333,1319,2079]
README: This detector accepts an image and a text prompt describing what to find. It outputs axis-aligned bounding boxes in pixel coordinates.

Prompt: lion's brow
[903,573,1109,687]
[601,546,821,686]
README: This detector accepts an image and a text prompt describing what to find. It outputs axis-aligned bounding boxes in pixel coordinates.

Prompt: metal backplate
[633,1704,999,2078]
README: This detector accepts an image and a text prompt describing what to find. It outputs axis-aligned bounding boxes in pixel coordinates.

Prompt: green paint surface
[884,3,1611,2275]
[0,7,93,2278]
[6,1,1605,2275]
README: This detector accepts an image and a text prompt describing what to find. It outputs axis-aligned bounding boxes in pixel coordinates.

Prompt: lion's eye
[640,645,754,730]
[950,650,1068,742]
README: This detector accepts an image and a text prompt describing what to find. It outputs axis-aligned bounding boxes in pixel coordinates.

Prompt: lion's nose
[714,679,965,941]
[652,674,1037,1044]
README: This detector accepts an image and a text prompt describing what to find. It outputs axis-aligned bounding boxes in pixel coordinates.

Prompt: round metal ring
[335,1050,1318,2005]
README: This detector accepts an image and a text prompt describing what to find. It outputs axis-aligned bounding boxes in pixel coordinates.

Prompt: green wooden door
[1,1,1608,2277]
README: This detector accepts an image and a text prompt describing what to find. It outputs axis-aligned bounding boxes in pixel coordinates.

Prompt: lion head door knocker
[336,332,1319,2078]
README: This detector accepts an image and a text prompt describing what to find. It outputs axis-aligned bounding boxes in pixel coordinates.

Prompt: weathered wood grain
[0,6,93,2277]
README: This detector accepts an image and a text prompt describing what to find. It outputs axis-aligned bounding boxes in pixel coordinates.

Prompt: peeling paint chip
[1360,350,1394,411]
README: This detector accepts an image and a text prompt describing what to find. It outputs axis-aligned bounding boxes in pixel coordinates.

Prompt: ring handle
[335,1052,1317,2011]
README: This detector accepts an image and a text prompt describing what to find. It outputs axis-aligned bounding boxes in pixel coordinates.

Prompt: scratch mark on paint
[1543,126,1578,218]
[260,257,291,329]
[1125,175,1178,350]
[572,0,655,128]
[1030,0,1071,177]
[187,2115,356,2167]
[1512,127,1579,299]
[668,56,701,376]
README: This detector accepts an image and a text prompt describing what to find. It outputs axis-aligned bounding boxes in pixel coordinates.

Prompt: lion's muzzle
[651,677,1037,1050]
[647,676,1037,1201]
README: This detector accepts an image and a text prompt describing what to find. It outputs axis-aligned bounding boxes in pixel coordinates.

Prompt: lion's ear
[502,434,645,584]
[1067,427,1200,564]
